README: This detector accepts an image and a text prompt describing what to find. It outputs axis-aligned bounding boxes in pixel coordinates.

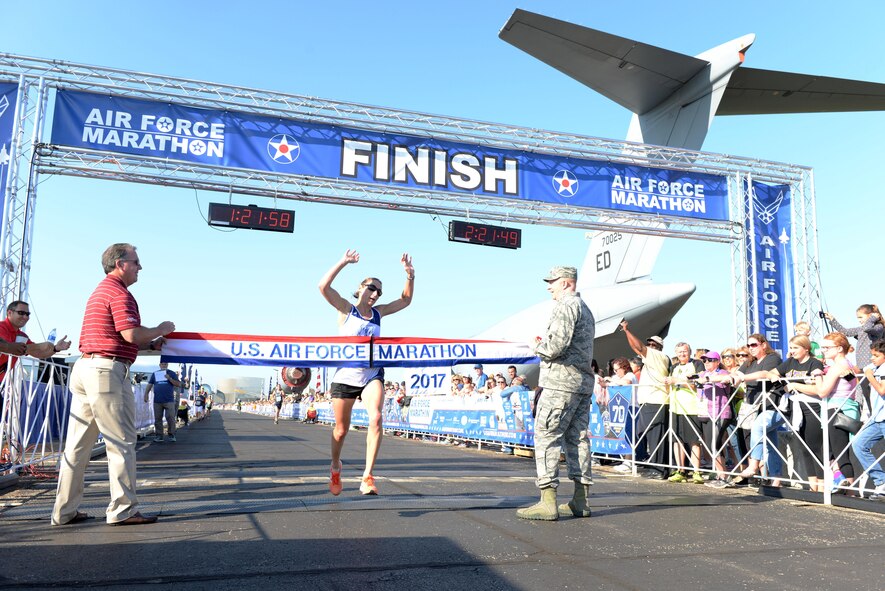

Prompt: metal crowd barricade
[625,375,880,505]
[236,378,884,506]
[0,355,71,475]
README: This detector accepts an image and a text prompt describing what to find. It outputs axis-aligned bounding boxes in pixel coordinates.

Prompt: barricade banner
[161,333,538,368]
[403,367,451,396]
[746,179,796,356]
[133,383,154,432]
[589,385,633,454]
[50,89,730,222]
[276,394,537,445]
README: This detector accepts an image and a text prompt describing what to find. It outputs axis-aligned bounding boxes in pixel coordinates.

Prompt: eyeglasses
[736,353,749,357]
[362,284,382,296]
[747,343,760,348]
[722,354,735,359]
[12,310,30,316]
[119,258,140,266]
[701,358,716,362]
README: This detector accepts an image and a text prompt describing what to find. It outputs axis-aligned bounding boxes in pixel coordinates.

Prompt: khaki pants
[533,387,594,489]
[52,357,139,524]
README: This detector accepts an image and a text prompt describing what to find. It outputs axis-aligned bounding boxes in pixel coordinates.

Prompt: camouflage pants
[533,387,593,489]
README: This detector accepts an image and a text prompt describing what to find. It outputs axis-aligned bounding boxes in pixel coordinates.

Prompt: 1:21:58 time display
[207,202,295,233]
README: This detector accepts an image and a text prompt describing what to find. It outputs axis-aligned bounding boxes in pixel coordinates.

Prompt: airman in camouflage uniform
[517,266,596,521]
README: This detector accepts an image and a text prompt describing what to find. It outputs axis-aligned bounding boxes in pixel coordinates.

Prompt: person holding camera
[733,335,824,487]
[785,333,861,493]
[824,305,884,406]
[694,352,734,488]
[664,342,705,484]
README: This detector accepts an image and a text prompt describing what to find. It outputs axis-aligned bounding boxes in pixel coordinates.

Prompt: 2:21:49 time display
[448,220,521,249]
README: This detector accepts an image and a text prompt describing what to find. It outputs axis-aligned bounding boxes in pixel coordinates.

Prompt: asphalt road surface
[1,410,882,590]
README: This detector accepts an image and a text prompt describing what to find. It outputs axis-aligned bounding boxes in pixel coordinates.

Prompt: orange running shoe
[329,463,343,496]
[359,474,378,495]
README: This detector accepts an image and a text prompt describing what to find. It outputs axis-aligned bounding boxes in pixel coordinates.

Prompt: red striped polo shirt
[78,274,141,363]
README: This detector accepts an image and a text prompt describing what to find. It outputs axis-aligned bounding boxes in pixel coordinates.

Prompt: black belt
[81,353,133,367]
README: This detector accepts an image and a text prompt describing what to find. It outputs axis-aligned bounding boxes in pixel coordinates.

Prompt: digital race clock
[448,220,522,249]
[207,203,295,233]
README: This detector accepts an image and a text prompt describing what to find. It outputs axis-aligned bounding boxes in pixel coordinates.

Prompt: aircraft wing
[499,9,708,115]
[719,67,885,115]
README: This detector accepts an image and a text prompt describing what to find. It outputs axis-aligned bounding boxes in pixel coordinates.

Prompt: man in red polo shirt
[51,243,175,527]
[0,300,72,380]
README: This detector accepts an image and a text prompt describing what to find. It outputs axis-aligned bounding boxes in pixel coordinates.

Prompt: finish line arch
[0,53,820,352]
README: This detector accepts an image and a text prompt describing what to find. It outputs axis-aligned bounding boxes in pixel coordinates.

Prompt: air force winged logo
[552,170,578,197]
[267,134,300,164]
[751,187,784,225]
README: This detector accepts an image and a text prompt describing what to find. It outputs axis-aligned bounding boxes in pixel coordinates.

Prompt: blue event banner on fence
[267,386,632,451]
[50,89,729,222]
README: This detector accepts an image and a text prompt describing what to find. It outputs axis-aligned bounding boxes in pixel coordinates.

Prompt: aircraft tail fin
[499,9,709,115]
[502,9,885,151]
[719,66,885,115]
[577,230,665,291]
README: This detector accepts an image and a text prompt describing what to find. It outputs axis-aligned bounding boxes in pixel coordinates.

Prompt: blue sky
[3,1,884,387]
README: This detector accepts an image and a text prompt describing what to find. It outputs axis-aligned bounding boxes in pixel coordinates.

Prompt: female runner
[319,249,414,495]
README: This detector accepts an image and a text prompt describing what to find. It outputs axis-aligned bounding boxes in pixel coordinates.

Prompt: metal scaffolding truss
[730,168,822,345]
[0,52,821,343]
[0,53,813,182]
[34,145,740,242]
[0,75,47,306]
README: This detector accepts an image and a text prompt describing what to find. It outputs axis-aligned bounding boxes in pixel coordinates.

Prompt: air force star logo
[267,134,300,164]
[552,170,578,197]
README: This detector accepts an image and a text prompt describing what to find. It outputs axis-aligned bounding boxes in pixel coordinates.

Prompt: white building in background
[216,376,266,402]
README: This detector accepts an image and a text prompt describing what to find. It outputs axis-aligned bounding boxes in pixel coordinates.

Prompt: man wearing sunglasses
[0,301,72,380]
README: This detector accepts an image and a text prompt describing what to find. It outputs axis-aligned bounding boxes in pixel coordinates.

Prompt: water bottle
[47,328,56,344]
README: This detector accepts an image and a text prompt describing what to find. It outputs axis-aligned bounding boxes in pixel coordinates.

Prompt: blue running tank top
[332,305,382,387]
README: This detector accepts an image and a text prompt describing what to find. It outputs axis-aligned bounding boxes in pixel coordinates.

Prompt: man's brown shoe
[110,512,158,526]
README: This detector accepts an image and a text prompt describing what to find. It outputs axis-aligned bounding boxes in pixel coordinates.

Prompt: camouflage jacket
[535,291,595,393]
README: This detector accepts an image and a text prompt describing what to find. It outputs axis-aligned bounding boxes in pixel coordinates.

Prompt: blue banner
[50,90,730,221]
[0,83,18,231]
[746,180,795,357]
[589,385,633,454]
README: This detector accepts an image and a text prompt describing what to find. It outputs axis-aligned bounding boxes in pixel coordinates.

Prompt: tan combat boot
[516,487,558,521]
[558,482,591,518]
